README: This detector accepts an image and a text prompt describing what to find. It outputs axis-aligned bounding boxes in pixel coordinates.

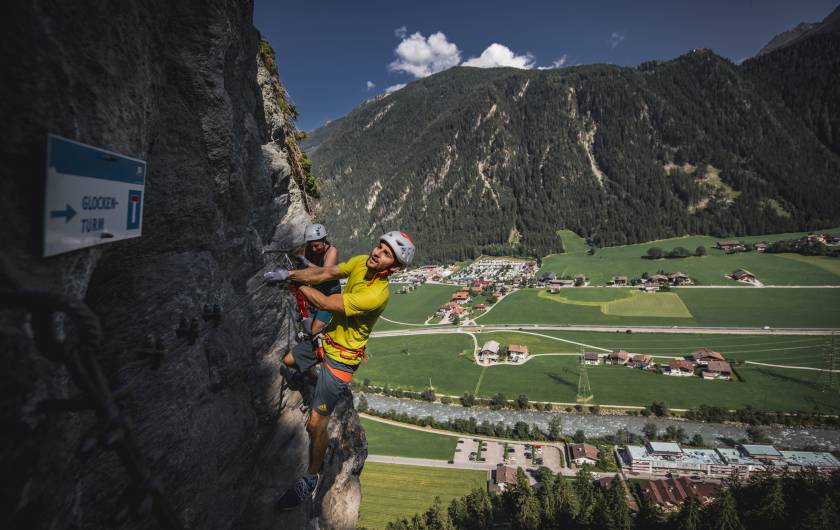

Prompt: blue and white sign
[43,134,147,257]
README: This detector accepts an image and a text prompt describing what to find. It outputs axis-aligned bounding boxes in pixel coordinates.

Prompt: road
[373,323,838,337]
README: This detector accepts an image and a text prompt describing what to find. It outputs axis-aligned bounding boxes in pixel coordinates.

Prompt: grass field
[361,330,840,412]
[359,463,486,529]
[480,288,840,328]
[378,284,455,329]
[361,417,457,460]
[540,229,840,286]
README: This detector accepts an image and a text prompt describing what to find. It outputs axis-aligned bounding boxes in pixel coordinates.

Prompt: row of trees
[644,246,706,259]
[372,468,840,530]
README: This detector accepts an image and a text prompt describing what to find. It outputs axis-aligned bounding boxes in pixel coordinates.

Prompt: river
[360,394,840,451]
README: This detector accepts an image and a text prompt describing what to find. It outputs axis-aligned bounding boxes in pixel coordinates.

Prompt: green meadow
[361,417,457,460]
[360,330,838,412]
[359,463,486,529]
[542,229,840,286]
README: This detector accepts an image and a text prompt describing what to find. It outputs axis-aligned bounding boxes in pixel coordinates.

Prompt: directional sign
[43,134,147,257]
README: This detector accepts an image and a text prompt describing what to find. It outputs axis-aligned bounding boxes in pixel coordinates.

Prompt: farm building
[731,269,757,283]
[479,340,500,363]
[690,349,726,365]
[717,240,743,251]
[581,352,601,365]
[703,360,733,380]
[664,359,695,377]
[668,272,691,285]
[607,350,631,365]
[610,276,628,286]
[631,354,655,369]
[508,344,529,363]
[569,443,600,466]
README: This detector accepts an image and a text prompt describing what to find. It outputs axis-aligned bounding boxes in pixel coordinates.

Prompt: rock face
[0,2,364,529]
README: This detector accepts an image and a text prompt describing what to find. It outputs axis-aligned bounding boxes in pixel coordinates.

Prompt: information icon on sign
[126,190,143,230]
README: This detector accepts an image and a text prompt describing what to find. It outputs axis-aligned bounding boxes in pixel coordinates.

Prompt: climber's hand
[263,268,290,283]
[296,255,311,267]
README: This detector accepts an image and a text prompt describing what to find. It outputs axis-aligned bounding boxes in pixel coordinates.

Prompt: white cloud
[384,83,406,94]
[366,80,376,90]
[609,31,625,49]
[389,31,462,78]
[553,54,568,67]
[462,43,535,69]
[394,26,407,39]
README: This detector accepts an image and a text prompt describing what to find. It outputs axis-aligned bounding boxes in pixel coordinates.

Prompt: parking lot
[452,438,564,473]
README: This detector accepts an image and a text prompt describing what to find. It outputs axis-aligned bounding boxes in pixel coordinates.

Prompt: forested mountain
[304,12,840,264]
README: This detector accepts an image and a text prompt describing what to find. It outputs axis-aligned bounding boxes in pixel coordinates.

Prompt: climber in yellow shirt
[264,230,416,510]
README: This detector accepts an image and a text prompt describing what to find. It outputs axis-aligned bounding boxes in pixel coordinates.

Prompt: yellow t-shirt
[323,254,390,365]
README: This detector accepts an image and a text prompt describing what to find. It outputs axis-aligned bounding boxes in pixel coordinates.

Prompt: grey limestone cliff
[0,1,364,529]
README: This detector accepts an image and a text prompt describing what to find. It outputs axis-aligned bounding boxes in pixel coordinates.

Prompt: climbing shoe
[277,474,318,511]
[281,364,306,391]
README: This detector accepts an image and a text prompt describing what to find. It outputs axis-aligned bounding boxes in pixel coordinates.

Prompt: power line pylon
[577,348,594,403]
[820,331,837,392]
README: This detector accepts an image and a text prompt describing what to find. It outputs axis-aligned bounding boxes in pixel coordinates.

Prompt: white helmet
[380,230,416,266]
[304,223,327,242]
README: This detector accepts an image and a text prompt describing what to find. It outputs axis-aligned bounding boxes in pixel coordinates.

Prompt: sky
[254,0,838,132]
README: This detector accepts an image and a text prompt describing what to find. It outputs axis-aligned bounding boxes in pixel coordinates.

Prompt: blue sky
[254,0,838,132]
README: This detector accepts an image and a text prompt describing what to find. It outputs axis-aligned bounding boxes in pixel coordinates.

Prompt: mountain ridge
[305,26,840,264]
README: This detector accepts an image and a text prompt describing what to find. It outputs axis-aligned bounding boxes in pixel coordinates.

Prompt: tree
[743,477,786,530]
[635,491,665,530]
[702,488,744,530]
[695,245,707,256]
[420,387,436,402]
[460,393,475,407]
[691,433,704,447]
[650,401,669,417]
[490,393,507,410]
[573,430,586,443]
[423,497,454,530]
[511,468,540,530]
[516,394,529,410]
[667,246,691,258]
[357,394,369,413]
[675,495,701,530]
[514,421,530,439]
[548,416,562,440]
[451,315,461,326]
[643,422,658,440]
[646,247,664,259]
[746,425,770,443]
[573,469,596,526]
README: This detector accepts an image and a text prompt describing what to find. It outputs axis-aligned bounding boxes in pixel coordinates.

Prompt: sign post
[43,135,147,257]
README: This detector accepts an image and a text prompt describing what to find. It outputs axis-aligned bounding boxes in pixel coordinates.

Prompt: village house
[550,278,575,287]
[731,269,757,283]
[575,274,587,284]
[607,349,631,365]
[640,280,659,293]
[479,340,500,363]
[610,276,628,286]
[668,272,691,286]
[581,352,601,365]
[637,477,720,512]
[690,349,726,365]
[489,464,518,493]
[474,303,487,311]
[717,240,744,251]
[664,359,695,377]
[451,291,470,304]
[651,274,669,284]
[569,443,600,466]
[755,242,769,252]
[631,354,655,370]
[703,360,733,380]
[508,344,529,363]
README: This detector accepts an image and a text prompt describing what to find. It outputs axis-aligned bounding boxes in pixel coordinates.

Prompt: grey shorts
[291,340,357,416]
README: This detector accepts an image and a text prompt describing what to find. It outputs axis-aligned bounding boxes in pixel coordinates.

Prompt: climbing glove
[263,268,290,283]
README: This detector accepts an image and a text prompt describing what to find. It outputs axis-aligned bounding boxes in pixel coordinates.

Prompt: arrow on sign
[50,204,77,223]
